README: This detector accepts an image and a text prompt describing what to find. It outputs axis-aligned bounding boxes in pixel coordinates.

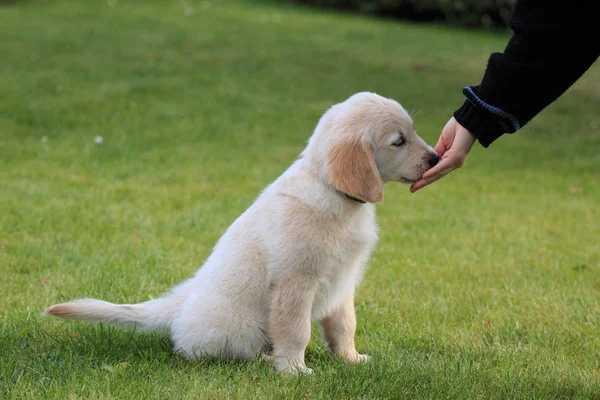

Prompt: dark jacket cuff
[454,87,521,148]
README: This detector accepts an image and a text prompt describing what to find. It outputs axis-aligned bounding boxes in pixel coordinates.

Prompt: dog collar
[343,193,366,204]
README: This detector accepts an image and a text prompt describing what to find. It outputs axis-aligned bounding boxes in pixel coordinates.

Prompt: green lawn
[1,0,599,398]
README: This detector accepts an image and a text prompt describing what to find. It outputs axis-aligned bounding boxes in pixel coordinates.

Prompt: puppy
[45,92,438,374]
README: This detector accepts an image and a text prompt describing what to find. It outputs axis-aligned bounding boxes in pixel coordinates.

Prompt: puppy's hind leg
[269,277,316,374]
[171,292,266,362]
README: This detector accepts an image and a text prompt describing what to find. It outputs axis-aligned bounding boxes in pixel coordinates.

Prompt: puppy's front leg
[320,296,370,363]
[270,277,316,374]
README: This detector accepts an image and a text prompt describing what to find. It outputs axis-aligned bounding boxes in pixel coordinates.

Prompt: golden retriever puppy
[45,92,439,374]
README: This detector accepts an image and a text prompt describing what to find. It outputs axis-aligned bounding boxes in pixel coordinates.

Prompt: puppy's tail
[43,297,175,331]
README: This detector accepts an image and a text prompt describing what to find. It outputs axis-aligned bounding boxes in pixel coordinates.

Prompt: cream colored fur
[44,92,437,374]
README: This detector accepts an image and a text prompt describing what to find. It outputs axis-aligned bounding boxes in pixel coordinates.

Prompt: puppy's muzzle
[428,153,440,168]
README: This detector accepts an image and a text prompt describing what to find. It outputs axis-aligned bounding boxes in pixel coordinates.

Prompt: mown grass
[1,0,599,398]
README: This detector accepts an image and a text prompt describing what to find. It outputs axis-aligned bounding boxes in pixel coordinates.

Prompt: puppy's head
[307,92,438,203]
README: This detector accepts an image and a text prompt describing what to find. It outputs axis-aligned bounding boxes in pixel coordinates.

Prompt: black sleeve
[454,0,599,147]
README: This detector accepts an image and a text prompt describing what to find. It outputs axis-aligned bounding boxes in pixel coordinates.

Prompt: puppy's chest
[310,219,377,318]
[318,216,378,273]
[336,229,374,260]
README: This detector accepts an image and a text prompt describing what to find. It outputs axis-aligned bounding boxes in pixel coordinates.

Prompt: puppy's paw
[274,358,313,375]
[344,351,371,364]
[282,365,313,375]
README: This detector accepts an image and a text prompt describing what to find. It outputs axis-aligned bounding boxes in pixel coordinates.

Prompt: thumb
[434,135,446,156]
[434,118,457,156]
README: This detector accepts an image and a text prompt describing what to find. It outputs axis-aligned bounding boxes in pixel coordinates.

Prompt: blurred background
[1,0,598,398]
[287,0,516,28]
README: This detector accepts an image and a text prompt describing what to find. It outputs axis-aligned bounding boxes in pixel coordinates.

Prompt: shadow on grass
[2,318,598,399]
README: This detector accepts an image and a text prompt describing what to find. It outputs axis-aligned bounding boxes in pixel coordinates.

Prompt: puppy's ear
[327,140,383,203]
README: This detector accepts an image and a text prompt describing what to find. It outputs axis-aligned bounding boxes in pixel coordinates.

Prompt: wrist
[454,118,476,144]
[454,100,504,148]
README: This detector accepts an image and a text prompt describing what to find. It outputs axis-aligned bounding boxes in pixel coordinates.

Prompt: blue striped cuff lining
[463,86,521,132]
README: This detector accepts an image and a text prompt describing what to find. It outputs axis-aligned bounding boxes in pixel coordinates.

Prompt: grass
[1,0,599,398]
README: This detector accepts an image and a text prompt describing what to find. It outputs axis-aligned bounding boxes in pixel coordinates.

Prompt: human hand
[410,117,476,193]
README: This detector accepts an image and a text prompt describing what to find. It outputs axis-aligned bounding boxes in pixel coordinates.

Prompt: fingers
[409,158,458,193]
[421,157,451,180]
[410,118,476,193]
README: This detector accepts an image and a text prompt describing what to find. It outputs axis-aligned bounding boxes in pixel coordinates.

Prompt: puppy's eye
[392,135,405,147]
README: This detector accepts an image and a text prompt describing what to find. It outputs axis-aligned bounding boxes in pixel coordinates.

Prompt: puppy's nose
[428,153,440,168]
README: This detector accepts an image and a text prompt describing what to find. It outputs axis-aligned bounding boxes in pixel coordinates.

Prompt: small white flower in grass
[95,136,104,144]
[41,136,48,143]
[201,1,210,10]
[259,14,268,23]
[591,120,597,129]
[272,15,281,23]
[185,7,194,16]
[107,0,117,7]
